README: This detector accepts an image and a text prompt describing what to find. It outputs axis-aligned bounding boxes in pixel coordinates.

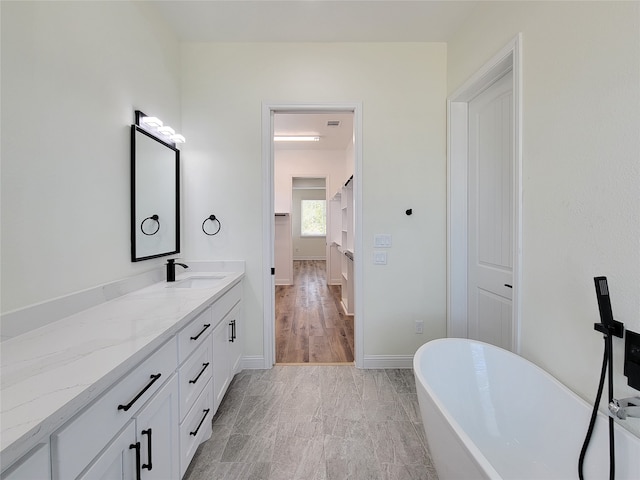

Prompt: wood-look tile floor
[275,260,354,364]
[183,366,438,480]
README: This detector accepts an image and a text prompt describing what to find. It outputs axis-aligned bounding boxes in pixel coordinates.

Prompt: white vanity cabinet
[0,443,50,480]
[212,301,242,412]
[51,339,178,480]
[177,312,214,477]
[78,375,179,480]
[76,422,136,480]
[130,374,180,480]
[1,275,244,480]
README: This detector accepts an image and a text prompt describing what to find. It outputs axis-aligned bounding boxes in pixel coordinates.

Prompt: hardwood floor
[275,260,354,364]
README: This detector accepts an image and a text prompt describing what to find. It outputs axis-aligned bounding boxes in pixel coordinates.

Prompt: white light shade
[170,134,186,144]
[141,116,163,128]
[274,136,320,142]
[157,126,175,136]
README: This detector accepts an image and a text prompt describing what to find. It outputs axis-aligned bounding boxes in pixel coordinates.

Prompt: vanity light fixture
[274,136,320,142]
[157,126,175,137]
[135,110,186,145]
[141,116,163,128]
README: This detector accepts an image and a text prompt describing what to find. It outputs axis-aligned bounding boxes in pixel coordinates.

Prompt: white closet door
[468,70,514,351]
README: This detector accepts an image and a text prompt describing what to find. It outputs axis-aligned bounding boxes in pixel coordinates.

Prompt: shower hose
[578,333,615,480]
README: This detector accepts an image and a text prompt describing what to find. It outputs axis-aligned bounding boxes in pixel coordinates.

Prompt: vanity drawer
[180,379,213,478]
[51,338,177,480]
[179,336,212,422]
[212,283,242,325]
[178,307,213,364]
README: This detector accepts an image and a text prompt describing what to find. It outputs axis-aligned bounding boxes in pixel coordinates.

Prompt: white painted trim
[262,104,276,369]
[447,34,523,353]
[240,355,267,370]
[363,355,413,369]
[353,105,364,369]
[293,256,326,261]
[262,102,364,369]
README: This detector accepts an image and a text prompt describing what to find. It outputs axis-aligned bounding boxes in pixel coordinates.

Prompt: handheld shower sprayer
[579,276,625,480]
[593,276,624,338]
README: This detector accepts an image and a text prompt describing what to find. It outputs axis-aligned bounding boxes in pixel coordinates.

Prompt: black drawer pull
[189,363,210,384]
[504,284,513,288]
[129,442,141,480]
[229,319,236,342]
[190,409,211,436]
[190,324,211,341]
[118,374,162,412]
[141,428,152,471]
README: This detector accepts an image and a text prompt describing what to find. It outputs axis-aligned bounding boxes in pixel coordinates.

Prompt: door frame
[262,102,363,368]
[447,35,523,352]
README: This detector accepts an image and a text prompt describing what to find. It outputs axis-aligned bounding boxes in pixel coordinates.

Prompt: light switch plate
[374,234,392,248]
[373,251,387,265]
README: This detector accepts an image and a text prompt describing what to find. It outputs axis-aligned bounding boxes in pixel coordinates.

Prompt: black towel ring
[141,214,160,236]
[202,214,221,236]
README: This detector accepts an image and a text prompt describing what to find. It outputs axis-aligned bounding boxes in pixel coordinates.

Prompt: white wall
[181,43,448,359]
[1,1,181,313]
[275,149,347,213]
[447,1,640,436]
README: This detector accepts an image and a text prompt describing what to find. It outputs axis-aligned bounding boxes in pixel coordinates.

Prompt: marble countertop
[0,270,244,469]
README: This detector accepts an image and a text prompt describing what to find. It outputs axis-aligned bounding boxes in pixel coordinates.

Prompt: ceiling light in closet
[274,136,320,142]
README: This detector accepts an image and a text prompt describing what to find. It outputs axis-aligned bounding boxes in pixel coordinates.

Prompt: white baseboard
[241,355,268,370]
[293,256,326,261]
[363,355,414,369]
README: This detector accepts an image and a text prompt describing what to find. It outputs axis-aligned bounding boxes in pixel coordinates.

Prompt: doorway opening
[262,104,363,367]
[447,35,522,352]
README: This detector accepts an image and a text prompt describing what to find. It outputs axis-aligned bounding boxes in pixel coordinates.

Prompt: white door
[468,70,514,351]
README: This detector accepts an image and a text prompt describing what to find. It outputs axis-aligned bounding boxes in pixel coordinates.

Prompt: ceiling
[151,1,479,43]
[274,112,354,150]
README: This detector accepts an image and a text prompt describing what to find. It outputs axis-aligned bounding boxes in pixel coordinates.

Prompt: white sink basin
[169,275,227,289]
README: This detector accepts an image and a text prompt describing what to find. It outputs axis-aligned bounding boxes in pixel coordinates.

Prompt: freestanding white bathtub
[414,338,640,479]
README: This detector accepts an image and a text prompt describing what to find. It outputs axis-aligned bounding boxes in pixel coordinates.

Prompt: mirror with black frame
[131,112,180,262]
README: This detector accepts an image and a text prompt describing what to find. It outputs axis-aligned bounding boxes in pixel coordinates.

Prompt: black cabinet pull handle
[189,363,210,384]
[129,442,141,480]
[190,324,211,341]
[190,409,211,436]
[141,428,152,471]
[504,284,513,288]
[118,374,161,412]
[229,319,236,342]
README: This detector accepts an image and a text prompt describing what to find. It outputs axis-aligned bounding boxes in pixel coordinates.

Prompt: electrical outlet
[415,320,424,334]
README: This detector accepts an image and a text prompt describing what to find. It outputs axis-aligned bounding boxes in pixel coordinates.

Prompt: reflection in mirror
[131,124,180,261]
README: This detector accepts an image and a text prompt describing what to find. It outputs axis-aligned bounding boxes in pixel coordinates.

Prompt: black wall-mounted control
[624,330,640,390]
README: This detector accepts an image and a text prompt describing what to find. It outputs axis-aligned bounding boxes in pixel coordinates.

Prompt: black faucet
[166,258,188,282]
